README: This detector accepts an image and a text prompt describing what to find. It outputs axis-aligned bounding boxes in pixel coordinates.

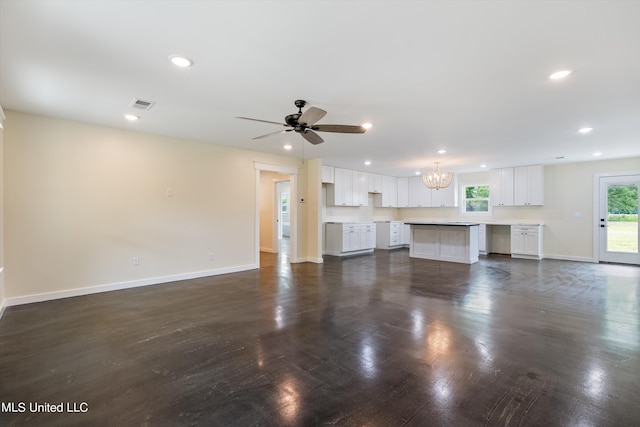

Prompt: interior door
[598,175,639,265]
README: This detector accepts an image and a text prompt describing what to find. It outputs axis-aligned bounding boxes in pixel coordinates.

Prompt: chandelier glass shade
[422,162,453,190]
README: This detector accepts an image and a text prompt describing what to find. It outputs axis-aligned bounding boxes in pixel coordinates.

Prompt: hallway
[1,251,639,426]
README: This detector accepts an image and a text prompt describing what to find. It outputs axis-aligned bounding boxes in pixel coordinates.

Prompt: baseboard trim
[5,264,258,307]
[0,299,6,321]
[542,254,597,263]
[294,257,324,264]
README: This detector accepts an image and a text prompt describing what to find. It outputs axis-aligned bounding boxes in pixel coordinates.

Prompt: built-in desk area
[479,223,543,260]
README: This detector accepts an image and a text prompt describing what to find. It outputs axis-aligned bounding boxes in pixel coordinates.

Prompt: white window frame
[460,182,492,216]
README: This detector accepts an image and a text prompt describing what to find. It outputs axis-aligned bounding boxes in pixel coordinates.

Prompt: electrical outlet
[133,256,139,266]
[166,188,173,197]
[208,252,214,261]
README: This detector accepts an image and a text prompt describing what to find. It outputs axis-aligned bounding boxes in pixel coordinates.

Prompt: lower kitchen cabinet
[325,222,376,256]
[511,225,543,259]
[375,221,404,249]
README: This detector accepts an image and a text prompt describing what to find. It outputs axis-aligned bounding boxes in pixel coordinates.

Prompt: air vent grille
[129,98,155,111]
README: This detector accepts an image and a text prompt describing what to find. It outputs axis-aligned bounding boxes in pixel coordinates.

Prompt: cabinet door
[431,175,458,207]
[353,171,369,206]
[523,231,539,255]
[491,168,514,206]
[408,176,432,207]
[333,168,353,206]
[321,165,334,184]
[368,173,383,193]
[397,177,409,208]
[376,175,398,207]
[510,230,525,254]
[515,165,544,206]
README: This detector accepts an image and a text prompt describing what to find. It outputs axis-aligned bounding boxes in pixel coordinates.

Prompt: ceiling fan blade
[236,116,287,126]
[298,106,327,126]
[313,124,367,134]
[301,129,324,145]
[252,129,292,140]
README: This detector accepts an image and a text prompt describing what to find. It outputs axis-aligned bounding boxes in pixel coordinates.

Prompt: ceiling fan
[236,99,367,145]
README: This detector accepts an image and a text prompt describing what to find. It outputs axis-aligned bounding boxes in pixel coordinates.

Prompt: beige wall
[0,119,4,311]
[4,111,304,301]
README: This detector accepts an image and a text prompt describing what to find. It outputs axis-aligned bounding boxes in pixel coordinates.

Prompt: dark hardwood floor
[1,248,639,426]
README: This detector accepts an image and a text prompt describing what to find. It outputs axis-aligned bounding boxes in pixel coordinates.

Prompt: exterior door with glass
[598,174,639,265]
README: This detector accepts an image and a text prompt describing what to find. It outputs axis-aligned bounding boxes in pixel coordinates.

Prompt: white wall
[3,111,304,303]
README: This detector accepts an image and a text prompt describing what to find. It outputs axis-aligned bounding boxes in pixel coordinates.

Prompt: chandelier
[422,162,453,190]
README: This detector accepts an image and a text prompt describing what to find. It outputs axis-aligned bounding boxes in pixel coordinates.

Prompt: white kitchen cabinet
[430,175,458,207]
[374,175,398,208]
[478,224,487,255]
[514,165,544,206]
[408,176,431,207]
[510,225,543,259]
[326,168,368,207]
[353,170,369,207]
[368,173,383,193]
[325,222,376,256]
[402,223,411,247]
[321,165,334,184]
[397,177,409,208]
[490,167,514,206]
[375,221,403,249]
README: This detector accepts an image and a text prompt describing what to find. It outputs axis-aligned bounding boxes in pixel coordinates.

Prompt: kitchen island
[406,222,480,264]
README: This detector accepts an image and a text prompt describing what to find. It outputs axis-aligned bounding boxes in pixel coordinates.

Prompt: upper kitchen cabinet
[327,168,368,206]
[397,177,409,208]
[368,173,383,193]
[408,176,431,207]
[490,167,515,207]
[321,165,335,184]
[431,175,458,207]
[514,165,544,206]
[374,175,398,208]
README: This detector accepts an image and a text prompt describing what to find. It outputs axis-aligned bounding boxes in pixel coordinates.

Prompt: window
[462,184,491,215]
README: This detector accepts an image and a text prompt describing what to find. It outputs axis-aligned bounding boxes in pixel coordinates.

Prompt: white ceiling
[1,1,639,176]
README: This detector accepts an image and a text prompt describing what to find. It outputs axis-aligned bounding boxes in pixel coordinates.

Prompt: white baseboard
[5,264,258,307]
[542,254,597,263]
[0,299,6,321]
[293,257,323,264]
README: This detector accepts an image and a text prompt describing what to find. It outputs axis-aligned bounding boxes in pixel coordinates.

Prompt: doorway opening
[255,162,299,268]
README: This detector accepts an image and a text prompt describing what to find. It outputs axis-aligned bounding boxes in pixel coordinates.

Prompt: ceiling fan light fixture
[422,161,453,190]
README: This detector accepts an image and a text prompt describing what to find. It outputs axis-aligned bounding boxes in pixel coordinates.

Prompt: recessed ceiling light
[438,149,447,154]
[415,171,421,175]
[124,114,139,121]
[593,152,603,156]
[283,144,292,150]
[169,55,193,68]
[480,164,487,168]
[549,69,572,80]
[362,123,373,130]
[364,160,372,166]
[578,127,593,134]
